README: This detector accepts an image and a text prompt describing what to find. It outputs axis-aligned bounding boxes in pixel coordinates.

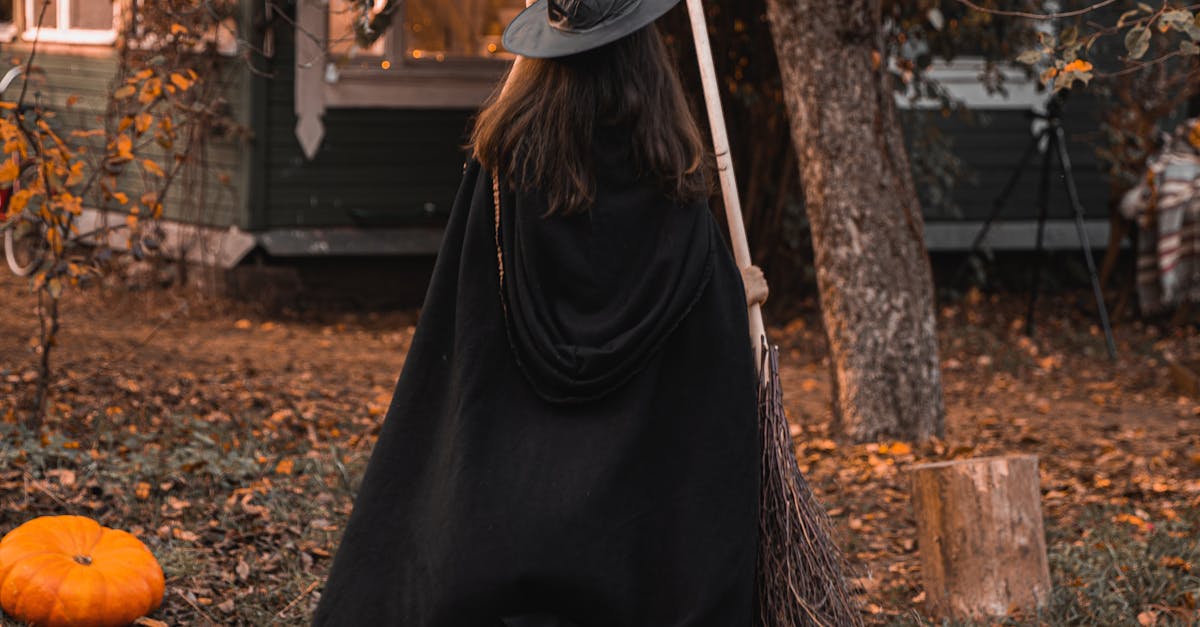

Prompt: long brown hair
[471,23,709,215]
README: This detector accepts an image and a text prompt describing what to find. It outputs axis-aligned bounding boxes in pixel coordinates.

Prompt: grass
[0,408,369,626]
[895,506,1200,626]
[3,406,1198,625]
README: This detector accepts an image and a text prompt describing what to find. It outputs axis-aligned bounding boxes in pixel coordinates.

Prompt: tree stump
[909,455,1051,619]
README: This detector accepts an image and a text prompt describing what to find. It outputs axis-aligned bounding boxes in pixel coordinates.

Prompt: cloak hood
[496,133,716,403]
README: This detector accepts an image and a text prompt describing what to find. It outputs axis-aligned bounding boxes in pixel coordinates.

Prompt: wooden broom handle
[684,0,767,369]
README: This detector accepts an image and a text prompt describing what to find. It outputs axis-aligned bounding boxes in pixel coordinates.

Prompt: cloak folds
[313,142,760,626]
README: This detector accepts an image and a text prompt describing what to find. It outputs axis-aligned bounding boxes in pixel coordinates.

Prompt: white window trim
[21,0,117,45]
[897,56,1044,111]
[295,0,512,160]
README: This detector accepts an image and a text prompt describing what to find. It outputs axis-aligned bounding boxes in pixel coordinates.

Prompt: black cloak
[313,135,760,627]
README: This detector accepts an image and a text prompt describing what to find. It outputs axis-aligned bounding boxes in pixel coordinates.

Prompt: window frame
[21,0,117,46]
[295,0,517,159]
[327,1,517,76]
[320,0,515,108]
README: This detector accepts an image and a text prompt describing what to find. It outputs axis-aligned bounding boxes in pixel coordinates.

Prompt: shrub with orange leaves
[2,0,243,425]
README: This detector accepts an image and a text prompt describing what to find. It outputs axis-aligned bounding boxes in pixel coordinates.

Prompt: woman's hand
[741,265,768,307]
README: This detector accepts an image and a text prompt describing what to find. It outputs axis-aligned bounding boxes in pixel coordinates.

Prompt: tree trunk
[908,455,1052,619]
[764,0,944,441]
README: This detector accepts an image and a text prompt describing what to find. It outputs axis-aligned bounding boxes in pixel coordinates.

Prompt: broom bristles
[757,341,862,627]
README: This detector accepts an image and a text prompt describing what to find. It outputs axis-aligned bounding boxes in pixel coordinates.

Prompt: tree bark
[909,455,1051,619]
[764,0,944,441]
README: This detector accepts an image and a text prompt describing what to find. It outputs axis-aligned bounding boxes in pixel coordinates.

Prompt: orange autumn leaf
[169,72,194,91]
[113,84,137,100]
[66,160,85,186]
[138,78,163,104]
[1160,555,1192,572]
[1062,59,1093,72]
[56,192,83,216]
[170,23,188,35]
[1113,513,1153,532]
[35,119,67,151]
[135,112,154,134]
[275,458,295,475]
[143,159,166,177]
[45,227,62,254]
[0,158,18,184]
[114,134,134,160]
[7,189,32,214]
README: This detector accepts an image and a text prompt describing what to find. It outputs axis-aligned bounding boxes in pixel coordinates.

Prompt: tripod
[959,94,1118,359]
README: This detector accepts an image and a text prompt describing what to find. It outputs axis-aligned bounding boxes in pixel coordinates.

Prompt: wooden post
[909,455,1051,619]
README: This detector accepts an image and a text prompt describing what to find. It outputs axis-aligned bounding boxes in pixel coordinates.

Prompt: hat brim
[502,0,681,59]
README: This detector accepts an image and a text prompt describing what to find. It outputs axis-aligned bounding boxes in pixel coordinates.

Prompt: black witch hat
[503,0,681,59]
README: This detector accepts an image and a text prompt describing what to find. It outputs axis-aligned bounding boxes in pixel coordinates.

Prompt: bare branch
[15,0,53,110]
[952,0,1119,20]
[1096,50,1200,78]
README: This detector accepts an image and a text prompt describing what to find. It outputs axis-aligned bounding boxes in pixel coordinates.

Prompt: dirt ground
[1,267,1199,625]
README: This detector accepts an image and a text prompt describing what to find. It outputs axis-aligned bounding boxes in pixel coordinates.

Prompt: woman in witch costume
[313,0,769,625]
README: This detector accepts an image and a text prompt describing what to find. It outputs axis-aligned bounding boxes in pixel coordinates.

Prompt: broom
[683,1,863,624]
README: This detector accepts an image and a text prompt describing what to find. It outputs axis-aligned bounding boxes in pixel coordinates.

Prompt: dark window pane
[27,0,58,29]
[1,0,14,23]
[70,0,111,30]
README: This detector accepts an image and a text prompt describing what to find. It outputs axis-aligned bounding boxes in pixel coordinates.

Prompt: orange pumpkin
[0,516,165,627]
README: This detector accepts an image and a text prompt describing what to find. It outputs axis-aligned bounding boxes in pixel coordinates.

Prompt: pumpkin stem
[73,555,92,566]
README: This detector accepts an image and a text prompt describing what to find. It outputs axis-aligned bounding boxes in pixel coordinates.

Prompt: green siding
[261,18,473,229]
[1,45,250,229]
[905,98,1110,223]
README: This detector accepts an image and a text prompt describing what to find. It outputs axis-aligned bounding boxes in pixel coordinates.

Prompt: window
[896,57,1043,111]
[23,0,116,45]
[327,0,523,70]
[125,0,239,56]
[295,0,523,159]
[0,0,15,42]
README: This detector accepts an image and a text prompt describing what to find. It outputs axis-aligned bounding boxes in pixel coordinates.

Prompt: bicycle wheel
[4,220,47,277]
[3,161,47,277]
